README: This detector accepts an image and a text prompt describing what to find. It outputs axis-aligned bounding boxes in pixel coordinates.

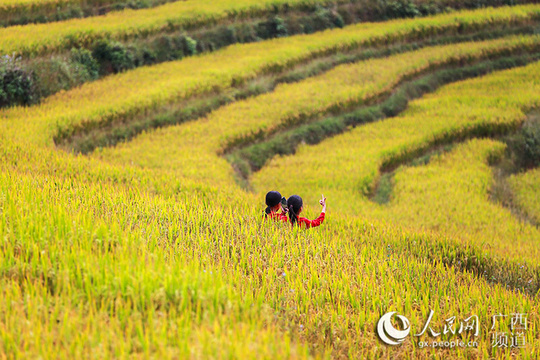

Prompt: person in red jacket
[287,194,326,228]
[263,191,288,222]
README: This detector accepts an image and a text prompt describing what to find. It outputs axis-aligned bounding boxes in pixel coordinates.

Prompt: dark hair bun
[265,191,282,207]
[287,195,303,212]
[286,195,303,225]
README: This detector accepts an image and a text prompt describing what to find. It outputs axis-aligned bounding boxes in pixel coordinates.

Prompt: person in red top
[263,191,288,222]
[286,194,326,228]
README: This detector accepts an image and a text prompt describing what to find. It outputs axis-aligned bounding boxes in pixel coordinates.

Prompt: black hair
[287,195,303,225]
[265,191,282,216]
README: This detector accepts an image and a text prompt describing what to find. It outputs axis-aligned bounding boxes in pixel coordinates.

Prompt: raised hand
[319,194,327,213]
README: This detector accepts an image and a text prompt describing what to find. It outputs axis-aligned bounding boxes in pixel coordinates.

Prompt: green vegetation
[2,2,540,107]
[227,53,540,178]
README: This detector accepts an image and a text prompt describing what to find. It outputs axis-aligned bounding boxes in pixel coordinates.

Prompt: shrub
[384,0,421,19]
[153,35,183,61]
[70,48,100,80]
[506,117,540,168]
[257,16,288,39]
[234,23,259,43]
[33,58,80,99]
[92,39,135,74]
[127,0,152,10]
[299,7,345,33]
[199,26,237,51]
[182,36,198,56]
[0,55,34,107]
[314,7,345,30]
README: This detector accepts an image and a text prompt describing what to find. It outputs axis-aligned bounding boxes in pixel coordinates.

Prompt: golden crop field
[0,2,539,359]
[4,5,540,147]
[253,61,540,265]
[0,0,335,28]
[0,0,178,29]
[0,0,73,7]
[2,3,540,57]
[0,0,349,55]
[0,0,118,7]
[92,35,539,184]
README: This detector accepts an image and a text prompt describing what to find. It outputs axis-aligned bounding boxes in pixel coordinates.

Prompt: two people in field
[264,190,326,228]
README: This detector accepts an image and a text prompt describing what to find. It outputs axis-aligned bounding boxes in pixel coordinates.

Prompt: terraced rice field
[0,2,539,359]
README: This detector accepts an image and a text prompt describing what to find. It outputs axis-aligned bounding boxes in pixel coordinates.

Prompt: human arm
[299,195,327,228]
[319,194,326,213]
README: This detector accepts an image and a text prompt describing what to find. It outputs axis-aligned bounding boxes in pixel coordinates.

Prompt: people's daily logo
[376,310,528,349]
[377,312,411,345]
